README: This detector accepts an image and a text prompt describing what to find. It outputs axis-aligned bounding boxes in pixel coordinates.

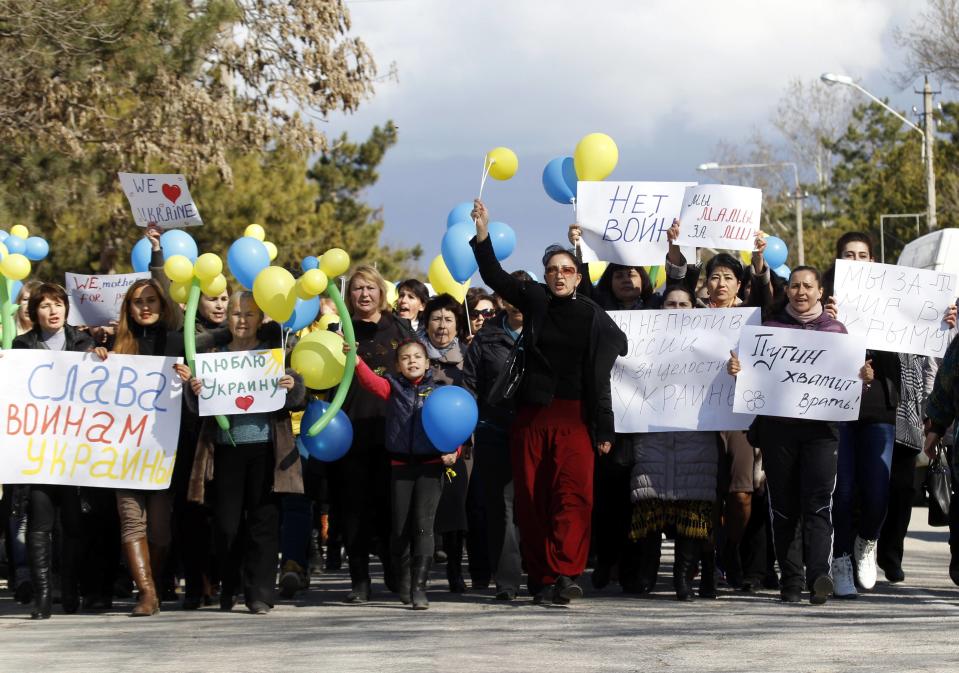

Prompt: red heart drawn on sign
[235,395,254,411]
[161,183,182,204]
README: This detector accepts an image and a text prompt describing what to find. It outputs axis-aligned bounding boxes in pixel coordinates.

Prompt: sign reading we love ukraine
[118,172,203,228]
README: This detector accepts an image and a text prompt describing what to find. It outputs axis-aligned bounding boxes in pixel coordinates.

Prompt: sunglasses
[545,265,578,277]
[470,308,497,319]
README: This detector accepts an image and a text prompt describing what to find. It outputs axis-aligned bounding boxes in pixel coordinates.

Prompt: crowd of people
[2,202,959,618]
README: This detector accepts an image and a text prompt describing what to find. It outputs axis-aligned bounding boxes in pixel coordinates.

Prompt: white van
[897,228,959,275]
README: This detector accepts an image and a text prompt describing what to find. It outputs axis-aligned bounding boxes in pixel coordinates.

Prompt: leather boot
[124,539,159,616]
[28,532,52,619]
[60,534,80,614]
[638,533,663,594]
[411,555,431,610]
[445,532,467,593]
[394,553,411,605]
[673,537,697,601]
[699,544,718,599]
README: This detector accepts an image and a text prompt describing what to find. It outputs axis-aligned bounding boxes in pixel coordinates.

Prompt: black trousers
[591,448,633,575]
[473,424,523,592]
[79,487,120,600]
[28,484,83,595]
[390,462,444,561]
[757,419,838,590]
[329,435,392,586]
[877,443,918,573]
[212,442,279,606]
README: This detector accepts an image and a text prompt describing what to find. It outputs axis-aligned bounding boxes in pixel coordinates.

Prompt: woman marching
[728,266,873,604]
[470,199,627,603]
[178,291,305,614]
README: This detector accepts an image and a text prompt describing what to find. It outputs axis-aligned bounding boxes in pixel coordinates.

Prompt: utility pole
[794,188,804,266]
[920,77,938,231]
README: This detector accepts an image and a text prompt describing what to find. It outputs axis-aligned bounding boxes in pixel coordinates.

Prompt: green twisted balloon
[183,277,233,444]
[0,277,17,350]
[306,283,356,437]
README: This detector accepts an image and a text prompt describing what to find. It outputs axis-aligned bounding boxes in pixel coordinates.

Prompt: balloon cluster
[131,229,198,272]
[542,132,619,205]
[435,146,520,292]
[164,253,227,303]
[763,236,791,279]
[0,225,51,349]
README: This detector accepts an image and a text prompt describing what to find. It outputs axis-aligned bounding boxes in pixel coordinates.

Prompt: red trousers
[511,400,594,587]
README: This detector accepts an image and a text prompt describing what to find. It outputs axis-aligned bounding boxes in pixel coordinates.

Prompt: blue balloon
[773,263,791,279]
[764,236,788,269]
[5,236,25,255]
[542,156,578,205]
[300,400,353,461]
[422,385,478,453]
[24,237,49,262]
[0,230,9,242]
[10,280,23,301]
[488,221,516,262]
[301,255,320,272]
[295,436,309,459]
[131,238,152,272]
[228,236,271,290]
[160,229,198,262]
[283,296,320,332]
[446,202,474,229]
[441,222,478,282]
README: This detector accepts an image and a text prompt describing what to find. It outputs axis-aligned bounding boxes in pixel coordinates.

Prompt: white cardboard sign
[576,181,696,266]
[118,172,202,228]
[674,184,762,252]
[194,349,287,417]
[0,350,182,489]
[733,325,866,422]
[610,308,760,432]
[833,259,957,357]
[66,272,151,327]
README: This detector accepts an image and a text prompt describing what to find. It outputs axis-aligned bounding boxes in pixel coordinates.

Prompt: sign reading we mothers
[833,259,957,357]
[118,172,202,228]
[66,272,150,327]
[194,349,288,417]
[577,181,695,266]
[674,184,762,252]
[733,325,866,422]
[610,307,760,432]
[0,350,182,489]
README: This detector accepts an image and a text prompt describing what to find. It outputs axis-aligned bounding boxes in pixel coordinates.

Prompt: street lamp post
[696,161,805,266]
[821,72,936,232]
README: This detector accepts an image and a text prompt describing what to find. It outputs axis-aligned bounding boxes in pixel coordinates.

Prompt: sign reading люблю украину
[610,307,760,432]
[673,184,762,252]
[576,181,696,267]
[733,325,866,422]
[833,259,957,357]
[118,172,202,228]
[194,349,288,417]
[0,350,182,489]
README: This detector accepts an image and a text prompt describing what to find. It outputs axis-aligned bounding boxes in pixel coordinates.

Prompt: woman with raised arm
[470,199,627,603]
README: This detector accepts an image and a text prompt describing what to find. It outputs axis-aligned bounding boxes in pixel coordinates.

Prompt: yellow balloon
[485,147,519,181]
[164,255,194,284]
[291,330,346,390]
[320,248,350,278]
[588,261,608,284]
[318,313,340,330]
[194,253,223,281]
[252,265,297,323]
[428,255,469,303]
[10,225,29,240]
[169,281,190,304]
[573,132,619,181]
[201,274,227,297]
[300,269,328,296]
[385,281,398,306]
[244,224,266,241]
[0,241,8,258]
[264,241,278,261]
[739,250,752,266]
[0,253,30,281]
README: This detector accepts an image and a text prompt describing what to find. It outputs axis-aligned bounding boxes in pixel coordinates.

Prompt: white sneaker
[831,554,858,598]
[854,536,879,590]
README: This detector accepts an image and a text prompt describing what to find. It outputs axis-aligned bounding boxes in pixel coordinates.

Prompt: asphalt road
[1,510,957,673]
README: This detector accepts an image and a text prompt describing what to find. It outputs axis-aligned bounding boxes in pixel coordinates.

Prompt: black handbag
[487,334,525,406]
[925,442,952,527]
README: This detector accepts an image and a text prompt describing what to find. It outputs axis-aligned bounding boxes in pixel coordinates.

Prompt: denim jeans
[833,421,895,556]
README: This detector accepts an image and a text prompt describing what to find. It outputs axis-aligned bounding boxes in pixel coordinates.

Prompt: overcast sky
[326,0,934,279]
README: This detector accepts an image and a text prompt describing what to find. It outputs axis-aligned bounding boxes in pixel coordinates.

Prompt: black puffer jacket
[463,315,520,428]
[13,325,94,352]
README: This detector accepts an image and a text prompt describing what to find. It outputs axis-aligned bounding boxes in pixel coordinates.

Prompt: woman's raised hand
[145,223,162,252]
[945,304,957,329]
[859,359,874,385]
[173,363,192,382]
[568,224,582,247]
[93,347,109,361]
[190,377,203,395]
[752,234,767,271]
[472,199,490,241]
[727,350,741,376]
[824,296,838,319]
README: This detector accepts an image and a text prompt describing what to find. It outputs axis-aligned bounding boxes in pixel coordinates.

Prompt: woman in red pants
[470,200,627,603]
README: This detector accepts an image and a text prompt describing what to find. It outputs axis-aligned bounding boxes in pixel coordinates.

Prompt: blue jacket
[384,368,439,457]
